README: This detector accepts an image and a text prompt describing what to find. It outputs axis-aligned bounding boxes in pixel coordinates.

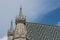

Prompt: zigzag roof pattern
[26,22,60,40]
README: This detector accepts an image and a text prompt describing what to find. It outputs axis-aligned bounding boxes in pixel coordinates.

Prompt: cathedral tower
[14,7,27,40]
[8,20,14,40]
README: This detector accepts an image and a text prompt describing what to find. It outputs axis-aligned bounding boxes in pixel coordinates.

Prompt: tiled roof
[26,22,60,40]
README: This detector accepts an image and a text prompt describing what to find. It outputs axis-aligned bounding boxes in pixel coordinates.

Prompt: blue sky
[0,0,60,40]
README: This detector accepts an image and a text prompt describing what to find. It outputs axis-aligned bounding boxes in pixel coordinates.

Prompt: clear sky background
[0,0,60,40]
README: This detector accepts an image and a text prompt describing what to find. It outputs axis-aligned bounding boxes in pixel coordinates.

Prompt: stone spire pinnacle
[8,20,14,35]
[18,6,24,20]
[15,6,26,24]
[10,20,13,32]
[8,20,14,37]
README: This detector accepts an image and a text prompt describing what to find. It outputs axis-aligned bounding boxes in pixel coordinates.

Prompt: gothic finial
[11,20,13,27]
[10,20,13,33]
[15,6,26,24]
[19,6,22,16]
[8,20,14,36]
[18,6,25,20]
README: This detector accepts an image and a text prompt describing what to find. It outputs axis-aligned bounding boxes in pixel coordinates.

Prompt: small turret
[8,20,14,40]
[15,7,26,25]
[8,20,14,37]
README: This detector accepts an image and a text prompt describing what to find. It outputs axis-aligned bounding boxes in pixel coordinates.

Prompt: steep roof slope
[26,22,60,40]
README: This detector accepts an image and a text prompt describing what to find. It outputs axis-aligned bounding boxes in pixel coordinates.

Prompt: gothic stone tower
[8,20,14,40]
[8,7,27,40]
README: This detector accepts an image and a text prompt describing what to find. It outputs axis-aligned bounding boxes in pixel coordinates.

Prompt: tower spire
[15,6,26,24]
[19,6,22,16]
[18,6,24,20]
[10,20,13,31]
[8,20,14,40]
[8,20,14,35]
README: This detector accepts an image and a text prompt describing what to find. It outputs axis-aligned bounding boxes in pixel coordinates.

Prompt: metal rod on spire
[11,20,13,27]
[19,6,22,16]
